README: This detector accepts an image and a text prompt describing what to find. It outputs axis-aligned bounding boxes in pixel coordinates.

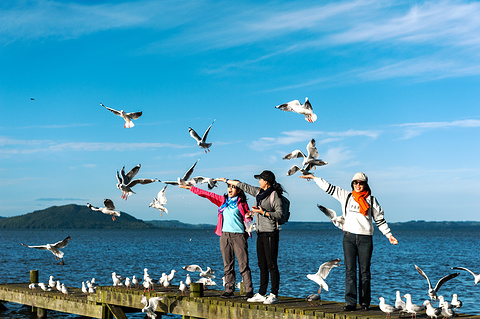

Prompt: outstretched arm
[216,178,239,187]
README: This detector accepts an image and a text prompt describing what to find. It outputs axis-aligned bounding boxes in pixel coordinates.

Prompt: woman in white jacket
[300,172,398,311]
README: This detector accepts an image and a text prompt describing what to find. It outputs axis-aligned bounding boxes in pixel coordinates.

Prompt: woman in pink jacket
[180,182,254,299]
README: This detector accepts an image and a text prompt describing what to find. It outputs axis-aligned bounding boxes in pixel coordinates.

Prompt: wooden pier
[1,280,479,319]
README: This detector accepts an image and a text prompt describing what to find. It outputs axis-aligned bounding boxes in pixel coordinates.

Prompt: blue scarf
[219,196,238,213]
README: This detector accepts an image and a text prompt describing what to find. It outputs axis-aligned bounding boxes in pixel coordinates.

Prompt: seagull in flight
[160,160,198,187]
[317,205,344,228]
[414,264,459,301]
[451,266,480,285]
[189,119,215,153]
[21,236,71,264]
[87,199,121,221]
[275,97,317,122]
[190,176,217,189]
[141,294,164,319]
[149,185,168,216]
[283,139,327,176]
[116,164,158,200]
[100,102,142,128]
[182,264,215,279]
[306,258,341,294]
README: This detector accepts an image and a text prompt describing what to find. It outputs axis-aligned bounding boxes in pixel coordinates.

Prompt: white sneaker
[263,293,278,304]
[247,293,266,303]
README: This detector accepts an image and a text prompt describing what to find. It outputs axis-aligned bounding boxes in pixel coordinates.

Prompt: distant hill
[0,204,156,229]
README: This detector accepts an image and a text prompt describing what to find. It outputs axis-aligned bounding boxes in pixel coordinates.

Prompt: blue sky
[1,0,479,224]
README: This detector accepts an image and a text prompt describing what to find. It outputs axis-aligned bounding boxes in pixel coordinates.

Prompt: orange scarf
[352,190,371,216]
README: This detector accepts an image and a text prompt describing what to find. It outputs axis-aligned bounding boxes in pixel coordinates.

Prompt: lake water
[0,227,479,318]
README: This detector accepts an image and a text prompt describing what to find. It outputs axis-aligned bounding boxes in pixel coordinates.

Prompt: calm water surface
[0,228,479,318]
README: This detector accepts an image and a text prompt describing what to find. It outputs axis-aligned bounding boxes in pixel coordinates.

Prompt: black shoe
[361,305,370,311]
[343,305,356,311]
[221,291,234,298]
[245,291,254,298]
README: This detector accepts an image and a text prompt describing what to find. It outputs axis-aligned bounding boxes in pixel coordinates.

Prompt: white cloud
[394,119,480,139]
[250,129,380,149]
[0,136,187,155]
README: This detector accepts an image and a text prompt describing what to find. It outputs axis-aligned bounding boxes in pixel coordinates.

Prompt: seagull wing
[415,264,433,290]
[182,160,198,181]
[451,267,476,277]
[317,258,341,279]
[141,295,148,306]
[275,100,300,112]
[53,236,71,249]
[434,273,460,291]
[87,203,101,211]
[100,103,121,116]
[126,111,142,120]
[158,185,168,204]
[104,199,115,210]
[201,119,215,142]
[125,164,141,183]
[317,204,336,220]
[21,243,48,250]
[148,296,163,311]
[189,127,202,142]
[129,178,157,187]
[286,165,302,176]
[306,139,319,158]
[303,98,313,111]
[283,150,306,160]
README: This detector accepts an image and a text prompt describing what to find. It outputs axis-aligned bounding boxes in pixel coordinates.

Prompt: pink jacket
[190,186,252,237]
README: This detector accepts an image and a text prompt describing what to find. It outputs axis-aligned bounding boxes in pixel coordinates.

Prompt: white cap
[352,172,368,182]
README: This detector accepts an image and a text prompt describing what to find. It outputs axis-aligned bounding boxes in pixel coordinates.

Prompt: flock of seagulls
[86,98,320,222]
[375,264,477,319]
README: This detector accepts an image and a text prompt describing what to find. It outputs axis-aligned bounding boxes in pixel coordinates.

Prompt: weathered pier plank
[1,283,480,319]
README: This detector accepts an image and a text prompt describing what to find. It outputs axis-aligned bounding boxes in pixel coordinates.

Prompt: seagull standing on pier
[21,235,71,264]
[378,297,396,319]
[403,294,425,319]
[49,276,56,289]
[414,264,459,301]
[423,300,442,319]
[395,291,406,311]
[132,275,140,288]
[112,272,124,287]
[100,102,142,128]
[185,274,192,286]
[179,281,187,295]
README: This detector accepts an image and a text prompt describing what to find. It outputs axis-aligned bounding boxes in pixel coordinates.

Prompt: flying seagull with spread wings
[100,102,142,128]
[189,119,215,153]
[414,264,459,301]
[116,164,158,200]
[275,97,317,122]
[87,199,121,221]
[21,236,71,264]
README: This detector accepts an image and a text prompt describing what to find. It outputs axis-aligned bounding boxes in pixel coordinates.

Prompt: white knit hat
[352,172,368,182]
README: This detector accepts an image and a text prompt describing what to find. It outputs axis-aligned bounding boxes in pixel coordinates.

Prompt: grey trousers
[220,232,253,294]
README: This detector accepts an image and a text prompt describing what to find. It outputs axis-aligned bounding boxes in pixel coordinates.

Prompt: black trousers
[256,231,280,296]
[343,232,373,307]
